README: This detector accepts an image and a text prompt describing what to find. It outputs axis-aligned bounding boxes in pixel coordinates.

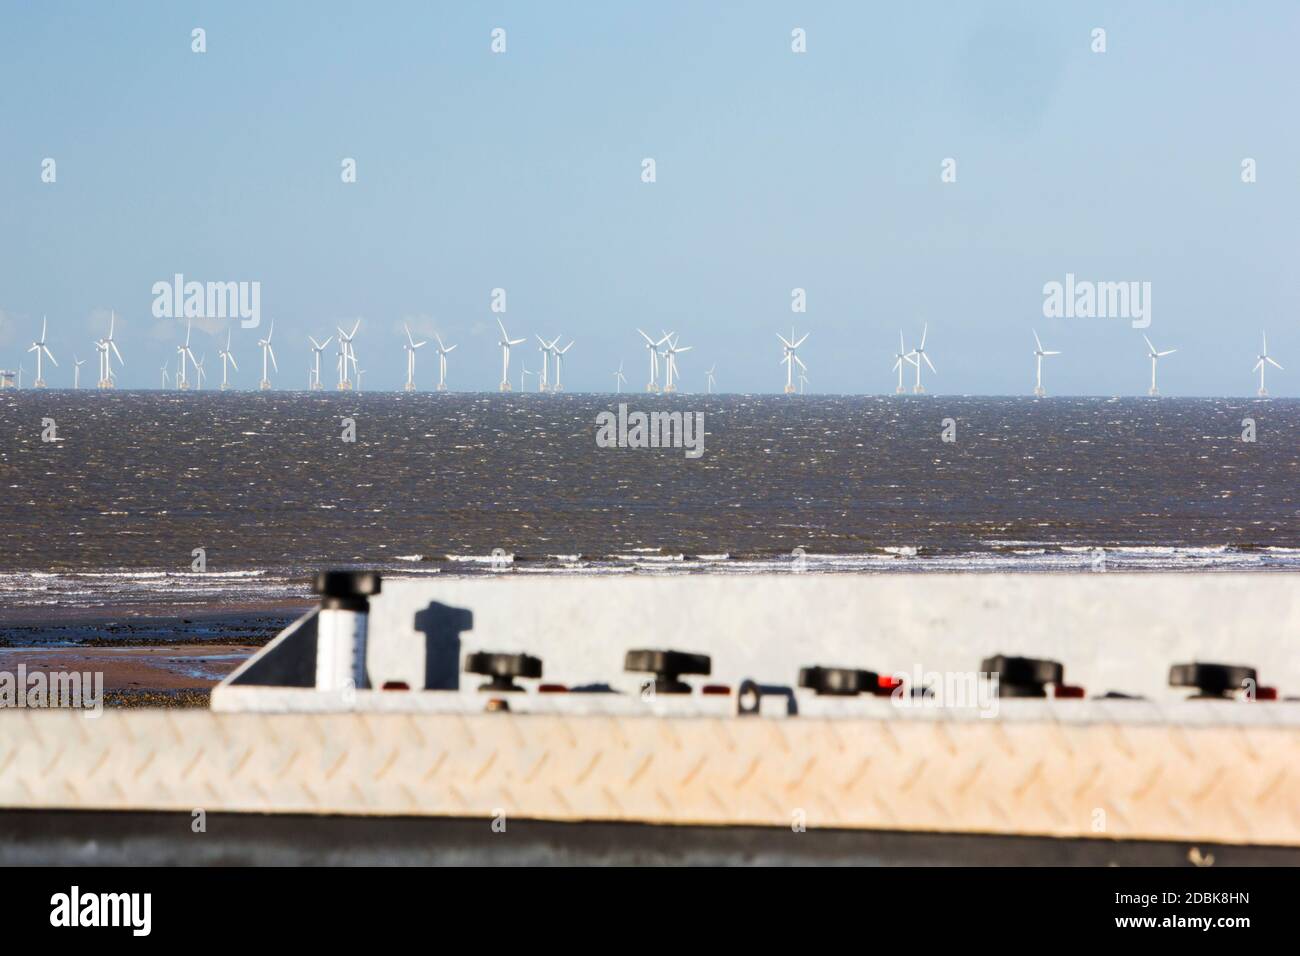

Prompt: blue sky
[1,1,1297,394]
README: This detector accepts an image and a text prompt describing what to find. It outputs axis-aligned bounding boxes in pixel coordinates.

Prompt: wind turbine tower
[1143,334,1176,396]
[552,339,573,392]
[99,311,123,389]
[661,333,691,392]
[908,324,936,394]
[218,329,238,390]
[336,320,360,389]
[402,324,427,391]
[258,320,278,390]
[535,335,555,393]
[496,319,525,392]
[892,332,916,394]
[308,334,332,390]
[637,329,669,392]
[614,361,627,393]
[28,316,57,388]
[1032,330,1061,397]
[175,321,194,390]
[433,332,456,391]
[1254,332,1283,397]
[777,327,809,394]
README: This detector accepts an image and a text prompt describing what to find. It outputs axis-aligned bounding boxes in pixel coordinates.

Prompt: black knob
[798,666,878,697]
[981,655,1063,698]
[465,652,542,692]
[1169,662,1256,700]
[625,649,710,694]
[312,570,382,610]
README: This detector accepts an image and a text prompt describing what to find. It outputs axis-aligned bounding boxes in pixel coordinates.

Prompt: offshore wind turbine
[706,365,716,394]
[551,339,573,392]
[777,327,809,394]
[73,356,85,389]
[799,371,809,395]
[661,333,690,392]
[174,320,195,390]
[637,329,670,392]
[1253,332,1283,396]
[98,311,123,389]
[520,365,533,392]
[218,329,238,389]
[17,364,25,388]
[28,316,57,388]
[307,334,332,390]
[336,320,360,389]
[1032,330,1061,397]
[907,324,936,394]
[160,362,169,388]
[258,319,278,390]
[892,331,917,394]
[614,361,626,393]
[402,323,427,391]
[194,353,207,390]
[535,335,556,392]
[496,318,525,391]
[1143,334,1176,396]
[433,332,456,391]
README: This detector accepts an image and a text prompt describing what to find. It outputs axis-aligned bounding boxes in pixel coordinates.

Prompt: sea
[1,392,1298,617]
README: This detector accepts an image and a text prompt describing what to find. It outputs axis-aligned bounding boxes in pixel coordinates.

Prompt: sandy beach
[0,605,309,706]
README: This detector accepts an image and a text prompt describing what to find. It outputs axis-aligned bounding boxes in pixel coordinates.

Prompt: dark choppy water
[1,392,1298,611]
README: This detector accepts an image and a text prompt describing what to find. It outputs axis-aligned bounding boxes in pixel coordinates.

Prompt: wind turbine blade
[497,317,510,339]
[1253,359,1264,371]
[899,331,905,353]
[1267,357,1283,369]
[445,344,456,353]
[41,316,47,340]
[793,333,809,348]
[405,324,416,347]
[795,355,807,371]
[637,329,654,345]
[776,332,793,348]
[919,324,928,349]
[268,345,278,371]
[1033,329,1043,351]
[229,353,238,371]
[348,320,360,338]
[1158,348,1176,357]
[111,341,124,364]
[923,353,937,373]
[44,346,58,365]
[1043,350,1061,356]
[1143,334,1156,353]
[676,345,692,354]
[508,336,525,346]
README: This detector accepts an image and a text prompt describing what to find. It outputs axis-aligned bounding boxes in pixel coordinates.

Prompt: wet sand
[0,604,310,707]
[0,644,263,707]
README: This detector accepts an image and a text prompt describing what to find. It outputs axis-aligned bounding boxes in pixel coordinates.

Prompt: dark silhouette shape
[414,602,474,690]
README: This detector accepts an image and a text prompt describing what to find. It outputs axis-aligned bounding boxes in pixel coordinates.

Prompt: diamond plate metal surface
[2,708,1296,845]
